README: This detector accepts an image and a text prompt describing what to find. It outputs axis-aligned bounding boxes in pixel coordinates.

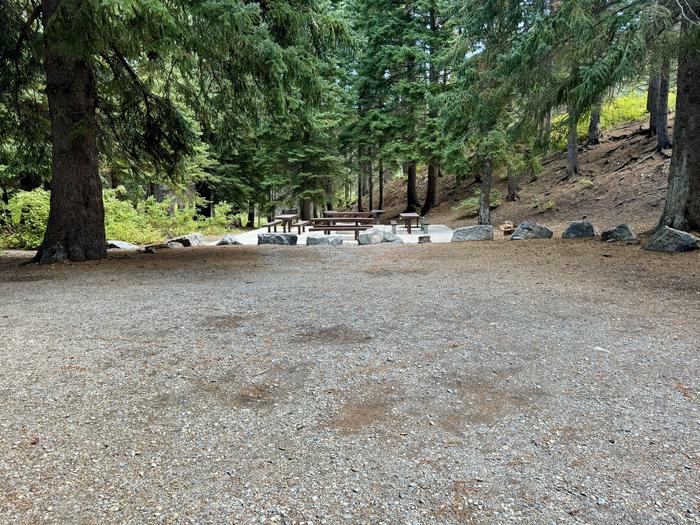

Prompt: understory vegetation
[0,188,239,248]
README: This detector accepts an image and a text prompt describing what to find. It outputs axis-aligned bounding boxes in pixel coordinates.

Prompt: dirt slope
[379,119,674,236]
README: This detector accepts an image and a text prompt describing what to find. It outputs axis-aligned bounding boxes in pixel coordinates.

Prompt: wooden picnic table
[274,213,300,233]
[324,211,373,217]
[399,212,421,234]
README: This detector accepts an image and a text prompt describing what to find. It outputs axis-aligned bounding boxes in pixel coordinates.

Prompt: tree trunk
[378,159,384,210]
[421,161,439,215]
[657,29,700,231]
[506,171,519,201]
[34,0,105,263]
[247,201,255,228]
[301,198,313,220]
[356,169,363,211]
[566,104,579,178]
[478,158,492,225]
[404,162,420,213]
[368,163,374,211]
[656,59,673,151]
[587,102,602,145]
[648,76,660,136]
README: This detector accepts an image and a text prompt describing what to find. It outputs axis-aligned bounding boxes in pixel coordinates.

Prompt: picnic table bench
[308,225,369,240]
[266,219,283,232]
[292,220,311,234]
[399,212,421,234]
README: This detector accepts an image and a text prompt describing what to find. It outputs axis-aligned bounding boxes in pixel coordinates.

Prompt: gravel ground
[1,240,699,524]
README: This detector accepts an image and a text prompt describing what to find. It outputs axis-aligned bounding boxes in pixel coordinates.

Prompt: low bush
[453,189,504,217]
[0,187,238,249]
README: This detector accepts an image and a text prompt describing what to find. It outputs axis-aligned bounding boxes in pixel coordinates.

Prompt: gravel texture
[0,240,699,524]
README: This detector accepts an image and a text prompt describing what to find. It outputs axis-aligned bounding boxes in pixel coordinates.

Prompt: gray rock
[217,235,242,246]
[306,235,343,246]
[358,228,404,245]
[601,224,637,243]
[418,235,431,244]
[258,233,298,246]
[452,225,494,242]
[510,221,553,240]
[643,226,699,253]
[107,240,139,250]
[165,241,183,249]
[168,233,205,247]
[562,221,598,239]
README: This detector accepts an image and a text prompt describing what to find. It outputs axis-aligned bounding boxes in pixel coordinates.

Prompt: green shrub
[578,177,595,189]
[0,188,50,249]
[453,189,503,217]
[1,187,239,249]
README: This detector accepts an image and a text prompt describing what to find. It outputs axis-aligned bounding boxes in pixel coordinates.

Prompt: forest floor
[1,240,698,524]
[381,119,677,236]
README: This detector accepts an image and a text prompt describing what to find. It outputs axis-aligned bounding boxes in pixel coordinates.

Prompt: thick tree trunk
[356,169,363,211]
[368,164,374,211]
[478,158,492,225]
[648,76,660,136]
[566,104,579,178]
[34,0,105,263]
[656,59,673,151]
[247,202,255,229]
[657,31,700,231]
[404,161,420,213]
[378,159,384,210]
[587,102,602,145]
[421,161,439,215]
[506,171,519,201]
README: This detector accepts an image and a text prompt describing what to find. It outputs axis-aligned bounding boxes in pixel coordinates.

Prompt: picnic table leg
[406,219,411,234]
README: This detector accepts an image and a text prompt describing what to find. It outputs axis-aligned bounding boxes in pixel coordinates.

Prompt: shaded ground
[1,241,699,524]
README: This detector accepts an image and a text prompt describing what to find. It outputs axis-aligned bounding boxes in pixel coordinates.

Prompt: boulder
[357,228,404,245]
[418,235,431,244]
[601,224,637,243]
[168,233,205,247]
[107,240,139,250]
[306,235,343,246]
[452,225,494,242]
[643,226,699,253]
[562,221,598,239]
[217,235,242,246]
[510,221,553,240]
[258,233,298,245]
[165,241,183,249]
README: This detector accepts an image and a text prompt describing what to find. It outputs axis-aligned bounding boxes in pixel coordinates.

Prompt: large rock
[601,224,637,243]
[357,228,403,245]
[168,233,205,247]
[258,233,298,245]
[510,221,553,240]
[643,226,699,253]
[107,240,138,250]
[562,221,598,239]
[306,235,343,246]
[452,225,494,242]
[217,235,242,246]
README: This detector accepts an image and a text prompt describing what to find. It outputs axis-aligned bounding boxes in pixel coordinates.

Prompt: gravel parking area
[1,241,699,524]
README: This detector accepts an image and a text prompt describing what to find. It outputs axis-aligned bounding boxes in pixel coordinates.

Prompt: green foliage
[578,177,595,189]
[0,188,51,249]
[0,188,237,249]
[453,189,504,217]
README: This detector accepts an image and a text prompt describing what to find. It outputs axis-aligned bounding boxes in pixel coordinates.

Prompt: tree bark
[506,171,519,201]
[566,104,579,178]
[247,202,255,229]
[378,158,384,210]
[368,162,374,211]
[656,59,673,151]
[404,161,420,213]
[657,29,700,231]
[587,102,602,145]
[357,169,363,211]
[648,76,660,136]
[34,0,105,263]
[421,161,439,215]
[478,158,492,225]
[301,198,313,220]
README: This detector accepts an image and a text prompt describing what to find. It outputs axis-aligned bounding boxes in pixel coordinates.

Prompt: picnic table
[274,213,300,233]
[399,212,421,234]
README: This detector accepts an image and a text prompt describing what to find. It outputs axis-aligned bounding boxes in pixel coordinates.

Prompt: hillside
[379,118,674,236]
